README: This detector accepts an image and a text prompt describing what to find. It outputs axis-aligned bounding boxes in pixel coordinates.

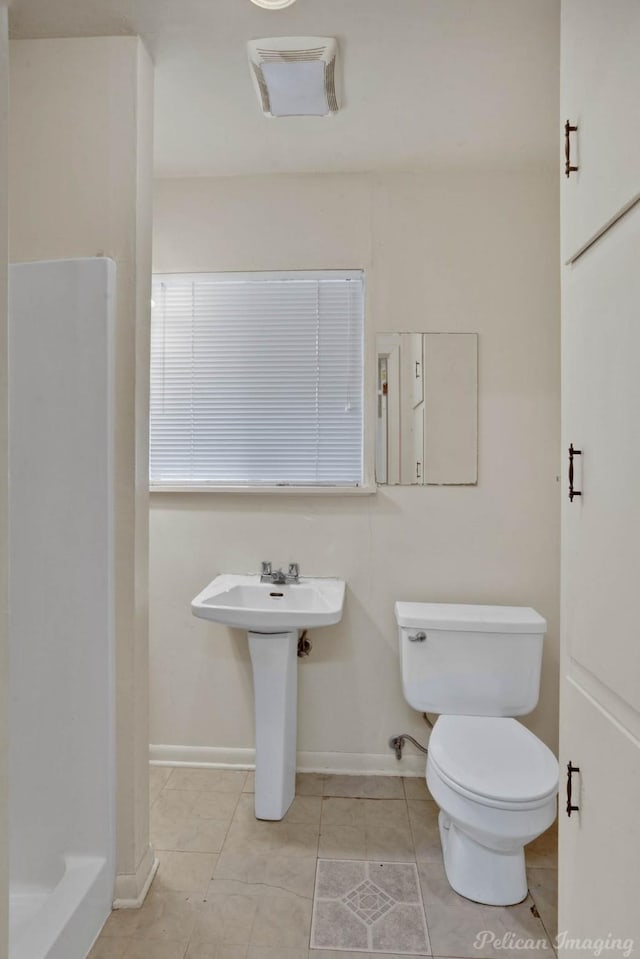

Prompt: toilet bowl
[426,715,558,905]
[395,601,559,906]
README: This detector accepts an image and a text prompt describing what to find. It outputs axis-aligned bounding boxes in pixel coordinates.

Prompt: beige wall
[150,171,561,769]
[9,37,155,904]
[0,7,8,952]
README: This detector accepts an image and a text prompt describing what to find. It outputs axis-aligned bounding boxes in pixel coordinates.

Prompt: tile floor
[89,767,558,959]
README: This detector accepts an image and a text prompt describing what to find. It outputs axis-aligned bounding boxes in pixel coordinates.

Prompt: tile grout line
[153,772,248,863]
[415,857,435,958]
[405,788,436,959]
[213,773,246,860]
[527,879,558,957]
[242,860,261,956]
[308,856,321,953]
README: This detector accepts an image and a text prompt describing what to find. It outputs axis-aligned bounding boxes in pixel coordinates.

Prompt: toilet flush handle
[408,631,426,642]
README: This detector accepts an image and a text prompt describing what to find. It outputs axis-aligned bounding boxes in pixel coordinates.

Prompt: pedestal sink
[191,574,345,820]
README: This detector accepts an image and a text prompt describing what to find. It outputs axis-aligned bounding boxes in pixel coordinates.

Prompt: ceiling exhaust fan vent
[250,0,298,8]
[247,37,340,117]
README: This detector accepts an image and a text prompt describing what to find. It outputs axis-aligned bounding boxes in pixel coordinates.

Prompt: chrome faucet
[260,561,300,585]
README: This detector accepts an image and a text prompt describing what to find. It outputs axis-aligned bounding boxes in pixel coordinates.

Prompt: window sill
[149,484,377,496]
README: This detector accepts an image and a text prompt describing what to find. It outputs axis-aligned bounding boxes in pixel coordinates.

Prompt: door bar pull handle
[566,761,580,817]
[565,120,578,178]
[569,444,582,502]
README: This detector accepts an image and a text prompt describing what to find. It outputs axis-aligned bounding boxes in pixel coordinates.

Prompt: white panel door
[561,0,640,262]
[412,403,424,485]
[409,333,424,409]
[559,679,640,955]
[562,203,640,717]
[560,197,640,949]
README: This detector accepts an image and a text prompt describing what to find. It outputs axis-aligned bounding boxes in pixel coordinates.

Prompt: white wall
[0,6,8,951]
[150,171,561,770]
[9,37,155,904]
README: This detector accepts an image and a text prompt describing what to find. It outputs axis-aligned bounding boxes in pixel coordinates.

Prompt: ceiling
[9,0,560,178]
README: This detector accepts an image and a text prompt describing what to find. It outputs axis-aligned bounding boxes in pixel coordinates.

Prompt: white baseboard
[150,744,255,769]
[149,743,426,777]
[113,844,159,909]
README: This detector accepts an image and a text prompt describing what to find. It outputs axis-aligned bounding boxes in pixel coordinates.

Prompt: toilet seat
[428,716,558,810]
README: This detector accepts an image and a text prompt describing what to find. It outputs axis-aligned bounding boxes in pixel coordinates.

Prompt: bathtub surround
[9,258,116,959]
[8,37,155,907]
[150,171,561,769]
[0,8,8,957]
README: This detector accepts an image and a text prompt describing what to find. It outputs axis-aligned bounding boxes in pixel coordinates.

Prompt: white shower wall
[9,258,115,959]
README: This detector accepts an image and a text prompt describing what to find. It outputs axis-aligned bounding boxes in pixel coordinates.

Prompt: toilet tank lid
[394,602,547,633]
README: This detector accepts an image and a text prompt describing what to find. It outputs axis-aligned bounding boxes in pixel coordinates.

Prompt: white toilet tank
[395,602,546,716]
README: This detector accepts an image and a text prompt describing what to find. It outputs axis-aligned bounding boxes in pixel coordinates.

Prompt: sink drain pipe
[297,629,312,657]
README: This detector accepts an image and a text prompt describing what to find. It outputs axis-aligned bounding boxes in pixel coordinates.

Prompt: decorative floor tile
[311,860,430,956]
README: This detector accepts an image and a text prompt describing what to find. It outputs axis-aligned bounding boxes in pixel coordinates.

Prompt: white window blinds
[150,271,364,489]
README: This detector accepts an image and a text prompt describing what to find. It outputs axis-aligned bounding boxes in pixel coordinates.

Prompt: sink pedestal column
[248,630,298,820]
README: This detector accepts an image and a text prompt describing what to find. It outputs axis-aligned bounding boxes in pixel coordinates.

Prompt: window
[149,270,364,489]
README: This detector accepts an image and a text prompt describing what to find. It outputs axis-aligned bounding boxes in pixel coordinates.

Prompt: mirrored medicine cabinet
[376,332,478,486]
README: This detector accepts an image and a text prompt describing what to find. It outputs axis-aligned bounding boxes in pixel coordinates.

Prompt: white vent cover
[247,37,339,117]
[250,0,297,8]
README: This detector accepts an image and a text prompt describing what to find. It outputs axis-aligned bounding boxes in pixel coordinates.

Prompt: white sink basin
[192,571,345,821]
[192,574,345,632]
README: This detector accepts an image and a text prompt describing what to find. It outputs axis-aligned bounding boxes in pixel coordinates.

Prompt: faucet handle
[288,562,299,578]
[261,561,272,575]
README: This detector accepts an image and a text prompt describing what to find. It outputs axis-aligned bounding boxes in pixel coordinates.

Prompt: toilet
[395,602,558,907]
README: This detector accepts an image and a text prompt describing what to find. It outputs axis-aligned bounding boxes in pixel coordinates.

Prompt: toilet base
[439,812,528,906]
